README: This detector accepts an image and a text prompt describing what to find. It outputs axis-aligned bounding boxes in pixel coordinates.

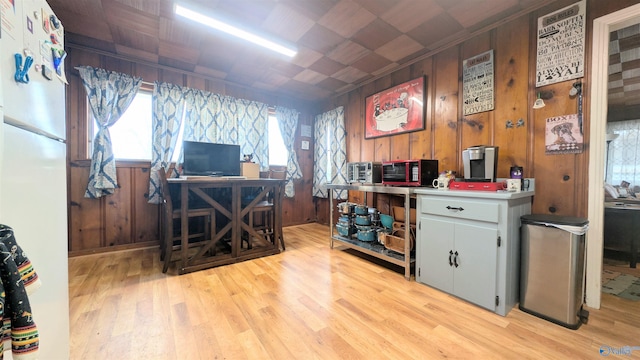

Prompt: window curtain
[78,66,142,199]
[183,91,269,170]
[147,82,189,204]
[313,106,347,200]
[276,106,303,197]
[606,120,640,190]
[183,89,220,143]
[233,98,270,171]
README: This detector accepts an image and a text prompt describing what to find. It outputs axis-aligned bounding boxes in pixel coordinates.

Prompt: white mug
[506,178,521,192]
[432,177,450,190]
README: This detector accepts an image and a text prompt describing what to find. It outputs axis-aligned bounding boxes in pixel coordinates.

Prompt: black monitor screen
[182,141,241,176]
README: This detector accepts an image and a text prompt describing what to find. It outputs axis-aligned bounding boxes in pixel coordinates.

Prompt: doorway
[587,5,640,309]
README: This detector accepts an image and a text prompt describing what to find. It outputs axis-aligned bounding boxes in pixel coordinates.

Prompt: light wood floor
[69,223,640,359]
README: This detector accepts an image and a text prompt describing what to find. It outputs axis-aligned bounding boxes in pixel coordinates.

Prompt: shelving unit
[327,183,416,280]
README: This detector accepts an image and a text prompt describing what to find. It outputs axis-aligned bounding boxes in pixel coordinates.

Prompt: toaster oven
[347,162,382,184]
[382,159,438,186]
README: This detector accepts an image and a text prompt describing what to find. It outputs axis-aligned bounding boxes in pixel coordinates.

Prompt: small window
[90,90,152,160]
[269,114,288,166]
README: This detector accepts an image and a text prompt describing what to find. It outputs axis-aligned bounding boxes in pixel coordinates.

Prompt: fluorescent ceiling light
[175,4,297,58]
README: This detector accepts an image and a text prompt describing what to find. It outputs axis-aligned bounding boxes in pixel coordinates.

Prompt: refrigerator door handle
[4,116,66,143]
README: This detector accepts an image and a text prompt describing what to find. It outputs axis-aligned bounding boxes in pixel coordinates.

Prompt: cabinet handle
[454,251,459,268]
[449,250,454,266]
[446,206,464,211]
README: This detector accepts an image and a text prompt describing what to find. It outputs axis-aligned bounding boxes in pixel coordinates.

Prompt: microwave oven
[382,159,438,186]
[347,162,382,184]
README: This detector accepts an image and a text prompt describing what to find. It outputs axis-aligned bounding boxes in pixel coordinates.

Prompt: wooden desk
[167,177,285,274]
[604,202,640,268]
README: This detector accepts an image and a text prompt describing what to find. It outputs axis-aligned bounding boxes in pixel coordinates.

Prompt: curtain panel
[77,66,142,199]
[148,82,189,204]
[606,120,640,190]
[313,106,347,200]
[275,106,302,197]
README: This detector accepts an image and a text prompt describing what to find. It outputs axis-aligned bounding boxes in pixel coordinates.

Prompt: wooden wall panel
[68,164,103,251]
[389,66,413,162]
[103,167,133,246]
[133,167,159,243]
[433,46,461,174]
[409,59,433,160]
[530,80,583,216]
[494,16,531,178]
[459,32,493,153]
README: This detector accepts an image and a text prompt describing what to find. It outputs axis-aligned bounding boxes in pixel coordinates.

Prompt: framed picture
[365,76,425,139]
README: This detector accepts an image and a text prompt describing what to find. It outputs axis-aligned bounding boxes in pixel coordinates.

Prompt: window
[268,114,288,166]
[89,91,286,165]
[90,90,153,160]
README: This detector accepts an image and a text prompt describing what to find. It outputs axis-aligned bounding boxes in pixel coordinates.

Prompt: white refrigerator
[0,0,70,359]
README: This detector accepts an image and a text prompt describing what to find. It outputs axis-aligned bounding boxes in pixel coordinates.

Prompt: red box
[449,181,505,191]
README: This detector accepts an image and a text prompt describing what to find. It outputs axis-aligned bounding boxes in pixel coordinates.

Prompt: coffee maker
[462,145,499,182]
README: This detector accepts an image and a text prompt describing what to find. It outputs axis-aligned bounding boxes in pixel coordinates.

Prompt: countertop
[415,178,535,200]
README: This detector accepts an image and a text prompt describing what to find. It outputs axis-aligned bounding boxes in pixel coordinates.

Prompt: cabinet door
[453,222,498,311]
[417,215,454,293]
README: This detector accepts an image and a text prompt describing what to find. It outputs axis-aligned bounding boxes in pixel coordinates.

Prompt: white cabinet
[415,190,533,316]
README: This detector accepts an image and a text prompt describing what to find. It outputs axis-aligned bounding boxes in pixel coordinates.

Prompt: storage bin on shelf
[380,228,414,254]
[392,206,416,224]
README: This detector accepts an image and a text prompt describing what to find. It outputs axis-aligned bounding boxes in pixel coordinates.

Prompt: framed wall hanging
[364,76,425,139]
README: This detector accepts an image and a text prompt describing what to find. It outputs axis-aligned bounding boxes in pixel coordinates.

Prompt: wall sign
[364,76,425,139]
[463,49,494,116]
[545,114,583,155]
[536,0,586,87]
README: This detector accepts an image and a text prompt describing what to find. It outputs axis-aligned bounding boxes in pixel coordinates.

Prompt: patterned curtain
[230,98,270,170]
[313,106,347,200]
[276,106,302,197]
[78,66,142,199]
[148,82,188,204]
[606,120,640,190]
[183,89,219,142]
[182,91,268,170]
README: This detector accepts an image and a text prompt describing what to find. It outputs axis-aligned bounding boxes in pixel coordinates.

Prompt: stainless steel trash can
[519,214,589,329]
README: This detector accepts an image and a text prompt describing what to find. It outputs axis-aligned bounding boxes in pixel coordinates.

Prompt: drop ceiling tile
[159,56,196,72]
[291,47,324,68]
[309,57,344,76]
[327,41,370,66]
[262,3,315,43]
[351,52,393,73]
[351,19,402,50]
[114,0,160,15]
[298,24,345,54]
[380,0,443,33]
[111,26,159,54]
[159,42,200,64]
[446,0,518,28]
[318,0,376,38]
[293,69,329,85]
[375,35,424,62]
[352,0,401,17]
[407,12,464,48]
[331,66,370,84]
[115,44,159,63]
[372,62,400,76]
[316,77,348,92]
[159,18,203,47]
[271,62,305,78]
[193,65,228,79]
[280,0,338,21]
[103,0,159,38]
